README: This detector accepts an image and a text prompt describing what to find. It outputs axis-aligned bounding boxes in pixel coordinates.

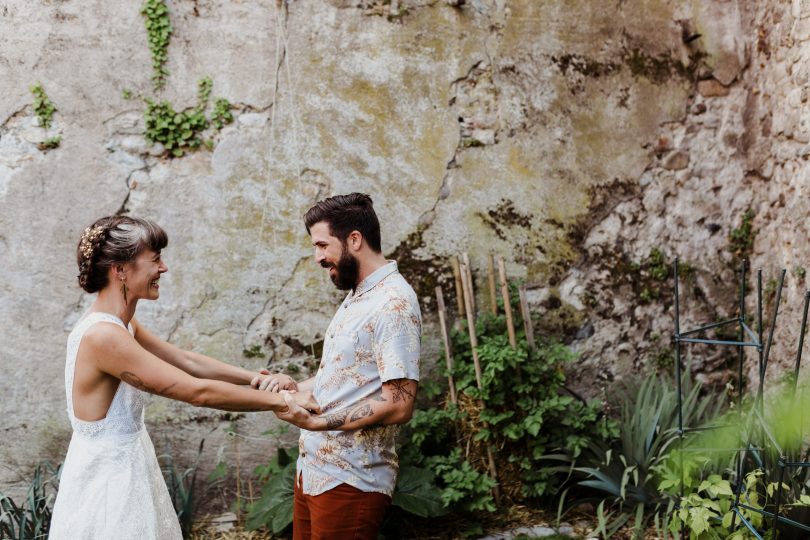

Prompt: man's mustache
[320,261,335,269]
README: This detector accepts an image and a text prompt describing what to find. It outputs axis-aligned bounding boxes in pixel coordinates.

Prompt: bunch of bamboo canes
[434,253,536,503]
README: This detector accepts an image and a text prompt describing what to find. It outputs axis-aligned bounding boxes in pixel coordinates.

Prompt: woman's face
[124,248,168,301]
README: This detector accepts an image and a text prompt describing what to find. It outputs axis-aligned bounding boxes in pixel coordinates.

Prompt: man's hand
[275,391,319,428]
[250,369,298,392]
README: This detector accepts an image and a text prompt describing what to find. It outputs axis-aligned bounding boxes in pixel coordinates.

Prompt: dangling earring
[121,280,128,305]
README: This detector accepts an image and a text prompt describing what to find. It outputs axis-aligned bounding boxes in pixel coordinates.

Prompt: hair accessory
[79,225,105,260]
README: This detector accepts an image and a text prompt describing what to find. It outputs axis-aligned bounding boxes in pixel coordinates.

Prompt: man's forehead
[310,222,335,241]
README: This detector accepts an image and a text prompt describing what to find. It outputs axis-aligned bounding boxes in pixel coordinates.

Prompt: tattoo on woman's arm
[120,371,177,396]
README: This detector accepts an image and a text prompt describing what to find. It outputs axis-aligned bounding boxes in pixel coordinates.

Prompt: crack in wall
[244,254,311,343]
[166,288,218,343]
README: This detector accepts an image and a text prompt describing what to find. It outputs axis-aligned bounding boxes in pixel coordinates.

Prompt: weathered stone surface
[698,78,731,97]
[0,0,800,505]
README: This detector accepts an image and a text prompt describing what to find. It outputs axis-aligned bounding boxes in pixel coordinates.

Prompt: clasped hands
[250,369,320,428]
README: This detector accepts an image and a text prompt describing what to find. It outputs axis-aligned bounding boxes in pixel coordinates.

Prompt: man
[271,193,421,540]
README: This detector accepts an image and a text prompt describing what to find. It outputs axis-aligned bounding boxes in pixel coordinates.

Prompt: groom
[271,193,421,540]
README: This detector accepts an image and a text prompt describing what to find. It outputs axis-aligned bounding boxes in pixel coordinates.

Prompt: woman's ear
[113,264,126,281]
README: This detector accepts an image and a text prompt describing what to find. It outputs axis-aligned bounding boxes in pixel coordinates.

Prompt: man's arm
[276,378,417,431]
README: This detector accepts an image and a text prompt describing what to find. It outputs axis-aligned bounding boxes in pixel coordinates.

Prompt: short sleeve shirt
[297,261,421,497]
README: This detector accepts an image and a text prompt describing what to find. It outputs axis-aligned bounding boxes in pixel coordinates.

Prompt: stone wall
[0,0,796,499]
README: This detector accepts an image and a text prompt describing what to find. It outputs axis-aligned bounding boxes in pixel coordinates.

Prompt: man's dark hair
[304,193,382,253]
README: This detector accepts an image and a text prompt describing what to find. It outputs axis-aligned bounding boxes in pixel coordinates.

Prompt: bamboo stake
[435,286,457,405]
[462,253,475,316]
[497,257,517,349]
[460,262,484,388]
[451,256,465,317]
[487,254,498,314]
[518,285,535,351]
[459,261,501,502]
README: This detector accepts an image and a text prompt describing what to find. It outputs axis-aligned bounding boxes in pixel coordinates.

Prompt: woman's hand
[275,391,320,428]
[251,369,298,392]
[292,390,320,414]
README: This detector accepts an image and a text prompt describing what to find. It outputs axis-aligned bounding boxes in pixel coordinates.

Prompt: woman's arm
[275,378,416,430]
[131,318,293,388]
[84,323,319,413]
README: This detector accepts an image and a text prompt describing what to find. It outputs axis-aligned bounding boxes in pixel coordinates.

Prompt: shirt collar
[351,261,398,299]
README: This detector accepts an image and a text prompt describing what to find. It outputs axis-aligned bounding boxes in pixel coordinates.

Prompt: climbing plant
[143,77,233,157]
[141,0,172,91]
[138,5,234,157]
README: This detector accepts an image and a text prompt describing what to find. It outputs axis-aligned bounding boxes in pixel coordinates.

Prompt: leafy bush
[563,372,728,538]
[401,284,616,514]
[0,461,60,540]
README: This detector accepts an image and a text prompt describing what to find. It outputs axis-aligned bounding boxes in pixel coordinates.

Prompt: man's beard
[321,243,360,291]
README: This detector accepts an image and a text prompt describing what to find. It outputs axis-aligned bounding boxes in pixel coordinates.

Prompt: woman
[49,215,317,539]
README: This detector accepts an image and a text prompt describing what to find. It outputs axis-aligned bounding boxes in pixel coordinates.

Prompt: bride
[49,215,318,539]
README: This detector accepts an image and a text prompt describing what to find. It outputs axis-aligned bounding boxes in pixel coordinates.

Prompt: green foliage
[564,372,727,537]
[648,248,669,281]
[211,98,234,129]
[37,136,61,151]
[144,98,208,157]
[391,466,448,518]
[242,345,264,359]
[159,438,205,539]
[246,447,297,535]
[794,265,807,280]
[729,209,756,260]
[143,77,234,157]
[122,88,134,100]
[658,463,771,540]
[401,289,615,514]
[426,449,498,512]
[141,0,172,90]
[0,461,60,540]
[29,83,56,129]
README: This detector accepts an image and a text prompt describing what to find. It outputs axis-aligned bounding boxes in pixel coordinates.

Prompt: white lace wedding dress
[49,312,182,539]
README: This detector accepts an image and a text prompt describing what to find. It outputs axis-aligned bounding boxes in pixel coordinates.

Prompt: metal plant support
[673,259,810,538]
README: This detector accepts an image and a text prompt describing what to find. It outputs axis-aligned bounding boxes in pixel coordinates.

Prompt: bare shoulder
[82,320,133,350]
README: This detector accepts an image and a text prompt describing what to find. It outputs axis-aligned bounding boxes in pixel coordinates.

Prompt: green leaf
[246,461,295,534]
[392,466,448,518]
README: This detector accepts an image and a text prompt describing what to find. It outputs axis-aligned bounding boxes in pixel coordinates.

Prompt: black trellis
[673,259,810,538]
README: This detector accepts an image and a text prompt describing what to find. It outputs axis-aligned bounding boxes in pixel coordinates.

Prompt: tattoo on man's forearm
[120,371,176,396]
[389,380,415,403]
[349,403,374,422]
[324,409,350,429]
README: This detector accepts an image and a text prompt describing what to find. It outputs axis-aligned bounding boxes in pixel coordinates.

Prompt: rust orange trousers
[293,473,392,540]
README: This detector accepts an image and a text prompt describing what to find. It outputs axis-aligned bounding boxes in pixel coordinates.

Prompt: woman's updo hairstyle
[77,216,168,293]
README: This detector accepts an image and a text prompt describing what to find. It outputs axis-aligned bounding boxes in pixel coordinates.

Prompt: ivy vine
[138,3,234,158]
[141,0,172,91]
[144,77,233,157]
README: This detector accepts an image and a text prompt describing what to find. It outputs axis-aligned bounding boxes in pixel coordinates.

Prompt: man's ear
[348,231,363,251]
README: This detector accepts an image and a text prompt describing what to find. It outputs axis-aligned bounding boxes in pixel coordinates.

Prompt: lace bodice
[65,312,147,438]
